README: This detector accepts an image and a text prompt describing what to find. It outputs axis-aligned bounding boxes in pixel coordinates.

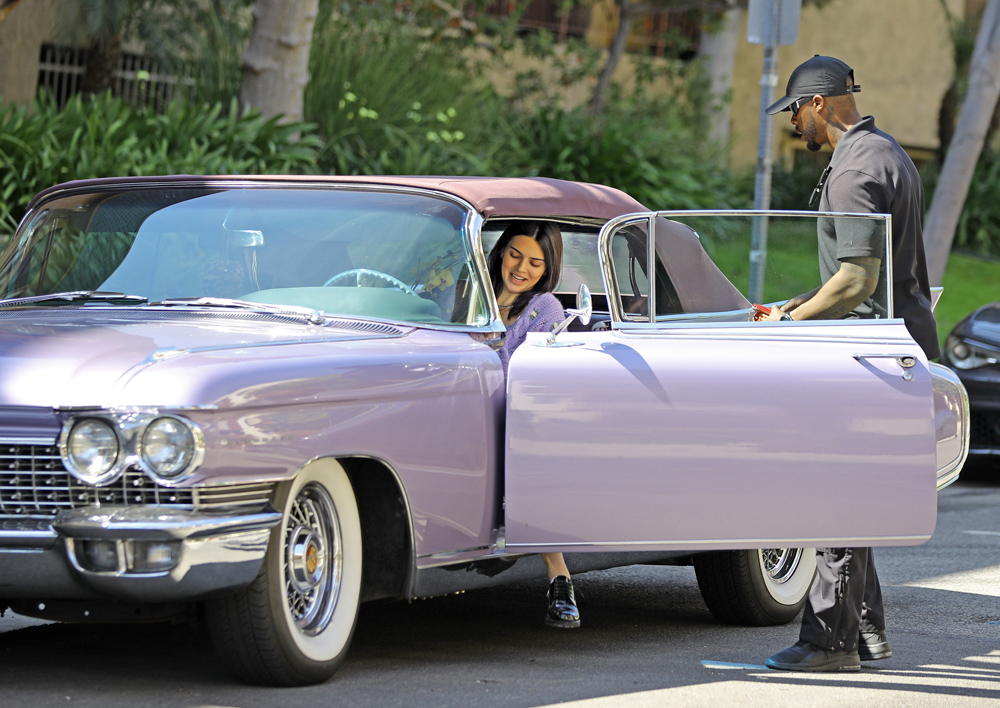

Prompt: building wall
[0,0,59,105]
[729,0,964,168]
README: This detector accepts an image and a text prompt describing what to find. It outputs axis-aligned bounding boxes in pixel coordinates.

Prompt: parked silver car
[0,176,968,685]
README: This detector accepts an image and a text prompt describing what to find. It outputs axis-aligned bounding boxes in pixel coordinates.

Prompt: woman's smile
[500,235,546,299]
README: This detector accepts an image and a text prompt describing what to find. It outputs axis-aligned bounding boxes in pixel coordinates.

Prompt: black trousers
[798,547,884,652]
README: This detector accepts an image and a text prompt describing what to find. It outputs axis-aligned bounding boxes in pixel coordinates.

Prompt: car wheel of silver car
[692,548,816,626]
[205,459,363,686]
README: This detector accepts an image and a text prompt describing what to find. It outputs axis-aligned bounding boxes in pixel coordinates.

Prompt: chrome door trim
[597,209,894,328]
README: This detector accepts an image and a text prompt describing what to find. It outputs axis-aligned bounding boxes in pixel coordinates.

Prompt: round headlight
[66,419,120,484]
[141,417,195,479]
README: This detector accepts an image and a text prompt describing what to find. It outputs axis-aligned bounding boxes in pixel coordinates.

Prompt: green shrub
[0,93,320,235]
[306,18,498,174]
[493,97,751,210]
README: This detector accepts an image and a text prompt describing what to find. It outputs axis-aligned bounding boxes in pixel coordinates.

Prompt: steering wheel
[323,268,418,296]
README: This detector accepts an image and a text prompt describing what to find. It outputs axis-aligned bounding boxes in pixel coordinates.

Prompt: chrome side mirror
[543,284,593,347]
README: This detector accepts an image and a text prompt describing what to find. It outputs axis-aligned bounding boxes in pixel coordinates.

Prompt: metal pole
[748,0,781,304]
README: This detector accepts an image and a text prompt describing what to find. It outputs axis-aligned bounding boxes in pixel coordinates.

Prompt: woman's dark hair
[487,220,563,319]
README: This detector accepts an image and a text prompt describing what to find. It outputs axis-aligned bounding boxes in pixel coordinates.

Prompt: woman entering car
[488,220,580,629]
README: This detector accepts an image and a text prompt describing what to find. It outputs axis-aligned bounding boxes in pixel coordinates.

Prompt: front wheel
[693,548,816,626]
[205,459,363,685]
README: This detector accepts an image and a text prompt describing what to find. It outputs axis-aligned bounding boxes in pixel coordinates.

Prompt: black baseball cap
[766,55,861,115]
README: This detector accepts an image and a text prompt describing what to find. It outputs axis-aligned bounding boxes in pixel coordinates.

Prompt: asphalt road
[1,476,998,708]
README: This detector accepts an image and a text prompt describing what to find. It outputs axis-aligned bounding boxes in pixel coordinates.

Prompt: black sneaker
[766,640,861,672]
[545,575,581,629]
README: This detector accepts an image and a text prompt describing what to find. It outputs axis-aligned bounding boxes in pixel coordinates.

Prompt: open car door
[504,210,938,554]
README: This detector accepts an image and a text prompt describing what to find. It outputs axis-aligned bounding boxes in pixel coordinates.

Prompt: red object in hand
[750,304,771,322]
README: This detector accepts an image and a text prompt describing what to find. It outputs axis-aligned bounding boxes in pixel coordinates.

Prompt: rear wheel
[205,459,362,686]
[693,548,815,626]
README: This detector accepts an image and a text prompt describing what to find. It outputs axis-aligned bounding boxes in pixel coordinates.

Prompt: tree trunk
[239,0,319,122]
[699,2,742,149]
[591,0,633,115]
[925,0,1000,285]
[82,34,122,97]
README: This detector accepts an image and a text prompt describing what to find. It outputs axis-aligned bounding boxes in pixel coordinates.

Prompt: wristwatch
[780,312,793,322]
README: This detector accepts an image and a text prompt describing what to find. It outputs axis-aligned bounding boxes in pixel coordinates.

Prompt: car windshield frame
[1,182,502,331]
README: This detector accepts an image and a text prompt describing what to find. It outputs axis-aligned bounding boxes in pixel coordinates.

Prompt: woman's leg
[542,552,570,580]
[541,552,580,628]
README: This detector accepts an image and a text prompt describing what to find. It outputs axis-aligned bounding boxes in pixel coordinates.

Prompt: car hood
[962,301,1000,346]
[0,308,414,409]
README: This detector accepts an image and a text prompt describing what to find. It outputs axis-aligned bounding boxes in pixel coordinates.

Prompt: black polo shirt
[817,116,940,359]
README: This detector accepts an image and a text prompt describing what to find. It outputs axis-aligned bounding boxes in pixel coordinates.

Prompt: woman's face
[500,234,546,297]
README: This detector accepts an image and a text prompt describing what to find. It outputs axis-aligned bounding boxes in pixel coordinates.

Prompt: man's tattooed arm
[785,256,881,321]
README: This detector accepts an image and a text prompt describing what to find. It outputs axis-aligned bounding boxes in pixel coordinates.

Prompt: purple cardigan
[497,292,565,379]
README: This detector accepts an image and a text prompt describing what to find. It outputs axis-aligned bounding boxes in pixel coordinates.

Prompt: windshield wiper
[147,297,327,325]
[0,291,148,308]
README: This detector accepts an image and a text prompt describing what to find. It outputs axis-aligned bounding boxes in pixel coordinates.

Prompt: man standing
[762,55,939,672]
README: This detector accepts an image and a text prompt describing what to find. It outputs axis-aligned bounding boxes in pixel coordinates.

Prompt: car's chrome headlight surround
[138,416,201,481]
[61,418,122,485]
[945,335,1000,370]
[59,411,205,487]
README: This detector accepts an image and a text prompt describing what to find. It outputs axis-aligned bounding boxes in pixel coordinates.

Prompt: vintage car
[0,176,968,685]
[942,300,1000,462]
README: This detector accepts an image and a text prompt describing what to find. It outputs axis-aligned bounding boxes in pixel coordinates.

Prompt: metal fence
[37,43,189,111]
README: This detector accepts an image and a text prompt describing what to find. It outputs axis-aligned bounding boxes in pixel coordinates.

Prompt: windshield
[0,186,488,326]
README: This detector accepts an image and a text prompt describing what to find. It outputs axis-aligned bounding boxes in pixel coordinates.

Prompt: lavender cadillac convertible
[0,176,968,685]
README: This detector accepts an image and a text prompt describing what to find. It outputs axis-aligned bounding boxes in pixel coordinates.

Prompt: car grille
[970,410,1000,450]
[0,443,273,519]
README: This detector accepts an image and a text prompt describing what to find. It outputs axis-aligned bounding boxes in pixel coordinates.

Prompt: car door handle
[852,353,916,367]
[853,353,917,379]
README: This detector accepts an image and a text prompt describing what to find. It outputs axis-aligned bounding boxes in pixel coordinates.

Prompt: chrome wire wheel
[284,483,342,636]
[760,548,801,584]
[756,547,815,606]
[205,459,362,686]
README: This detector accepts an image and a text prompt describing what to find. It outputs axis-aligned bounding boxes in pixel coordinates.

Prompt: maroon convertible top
[25,174,746,313]
[27,175,647,222]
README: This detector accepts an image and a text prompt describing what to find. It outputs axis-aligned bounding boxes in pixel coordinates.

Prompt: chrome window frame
[598,209,894,329]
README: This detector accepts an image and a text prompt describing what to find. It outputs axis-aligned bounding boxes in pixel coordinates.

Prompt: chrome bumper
[931,362,971,490]
[0,505,281,601]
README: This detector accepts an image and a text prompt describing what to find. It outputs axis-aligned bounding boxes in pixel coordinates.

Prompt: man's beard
[799,117,823,152]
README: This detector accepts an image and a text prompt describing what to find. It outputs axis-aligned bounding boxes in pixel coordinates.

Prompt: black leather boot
[545,575,580,629]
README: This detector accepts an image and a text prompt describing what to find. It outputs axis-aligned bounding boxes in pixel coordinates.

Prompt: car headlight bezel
[138,415,203,483]
[945,335,1000,371]
[61,418,122,486]
[58,411,205,487]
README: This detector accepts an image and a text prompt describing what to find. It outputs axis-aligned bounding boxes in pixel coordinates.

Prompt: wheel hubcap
[760,548,801,584]
[284,483,342,636]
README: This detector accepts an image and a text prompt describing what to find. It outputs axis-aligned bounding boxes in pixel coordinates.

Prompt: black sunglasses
[790,97,810,117]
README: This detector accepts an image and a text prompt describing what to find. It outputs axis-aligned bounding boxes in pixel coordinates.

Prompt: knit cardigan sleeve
[496,293,566,380]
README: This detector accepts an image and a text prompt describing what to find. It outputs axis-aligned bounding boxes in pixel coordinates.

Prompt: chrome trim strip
[418,546,494,560]
[53,506,282,541]
[507,535,932,549]
[0,436,57,446]
[0,528,58,549]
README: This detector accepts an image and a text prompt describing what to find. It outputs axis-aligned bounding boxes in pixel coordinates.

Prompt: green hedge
[0,93,320,235]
